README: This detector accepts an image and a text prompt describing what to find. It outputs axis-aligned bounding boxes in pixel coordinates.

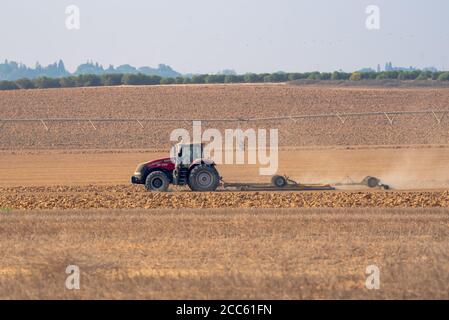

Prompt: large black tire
[188,165,220,192]
[363,176,380,188]
[271,175,287,188]
[145,171,170,192]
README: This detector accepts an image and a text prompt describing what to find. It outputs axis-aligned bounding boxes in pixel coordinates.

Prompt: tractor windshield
[174,143,204,166]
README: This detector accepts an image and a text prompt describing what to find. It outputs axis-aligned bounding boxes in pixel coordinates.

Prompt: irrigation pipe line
[0,110,448,127]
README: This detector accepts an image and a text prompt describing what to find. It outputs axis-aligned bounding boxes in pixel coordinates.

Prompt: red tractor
[131,143,221,192]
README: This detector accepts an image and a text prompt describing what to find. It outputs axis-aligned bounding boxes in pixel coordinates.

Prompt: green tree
[263,74,274,82]
[205,74,225,83]
[160,77,175,85]
[101,74,123,86]
[386,71,399,79]
[0,81,19,90]
[122,74,139,85]
[331,71,342,80]
[415,71,430,80]
[349,72,362,81]
[76,74,101,87]
[122,74,161,85]
[15,78,35,89]
[287,73,304,81]
[408,70,420,80]
[224,74,244,83]
[175,77,185,84]
[146,75,162,85]
[376,72,389,80]
[431,72,442,80]
[263,73,288,82]
[191,74,207,84]
[307,72,321,80]
[320,72,331,80]
[274,73,288,82]
[364,72,378,80]
[398,71,419,80]
[244,73,262,83]
[33,77,61,88]
[59,76,77,87]
[437,72,449,81]
[331,72,351,80]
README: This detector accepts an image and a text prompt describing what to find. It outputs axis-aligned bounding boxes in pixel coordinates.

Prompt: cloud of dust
[287,147,449,190]
[378,149,449,190]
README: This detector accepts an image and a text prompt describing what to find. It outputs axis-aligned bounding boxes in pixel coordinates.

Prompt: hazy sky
[1,0,448,73]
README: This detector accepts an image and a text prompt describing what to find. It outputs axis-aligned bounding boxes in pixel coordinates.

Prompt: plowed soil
[1,84,449,149]
[1,185,449,210]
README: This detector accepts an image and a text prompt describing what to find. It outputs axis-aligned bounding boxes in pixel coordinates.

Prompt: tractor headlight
[134,163,146,176]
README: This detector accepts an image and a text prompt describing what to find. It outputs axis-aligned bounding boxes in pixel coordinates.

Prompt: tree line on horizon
[0,60,181,81]
[1,70,449,91]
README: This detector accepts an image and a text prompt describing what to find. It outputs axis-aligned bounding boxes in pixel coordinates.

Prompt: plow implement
[221,175,389,192]
[333,176,390,190]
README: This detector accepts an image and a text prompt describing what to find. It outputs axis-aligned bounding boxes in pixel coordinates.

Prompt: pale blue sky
[1,0,448,73]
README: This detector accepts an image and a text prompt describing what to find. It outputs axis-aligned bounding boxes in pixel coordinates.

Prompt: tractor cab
[172,143,204,167]
[171,143,216,187]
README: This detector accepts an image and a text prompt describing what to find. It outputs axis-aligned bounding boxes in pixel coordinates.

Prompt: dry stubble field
[1,84,449,299]
[1,208,449,299]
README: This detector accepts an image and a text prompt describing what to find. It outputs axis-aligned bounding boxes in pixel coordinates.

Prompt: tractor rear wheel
[145,171,170,192]
[188,165,220,192]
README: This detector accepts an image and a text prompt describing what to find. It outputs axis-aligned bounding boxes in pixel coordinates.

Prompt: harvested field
[2,185,449,210]
[1,85,449,149]
[2,84,449,300]
[1,208,448,299]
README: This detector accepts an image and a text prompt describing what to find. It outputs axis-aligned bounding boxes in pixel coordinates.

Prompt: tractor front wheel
[145,171,170,192]
[189,165,220,192]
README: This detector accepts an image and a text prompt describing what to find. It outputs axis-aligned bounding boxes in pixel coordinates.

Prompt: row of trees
[0,60,182,81]
[1,71,449,90]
